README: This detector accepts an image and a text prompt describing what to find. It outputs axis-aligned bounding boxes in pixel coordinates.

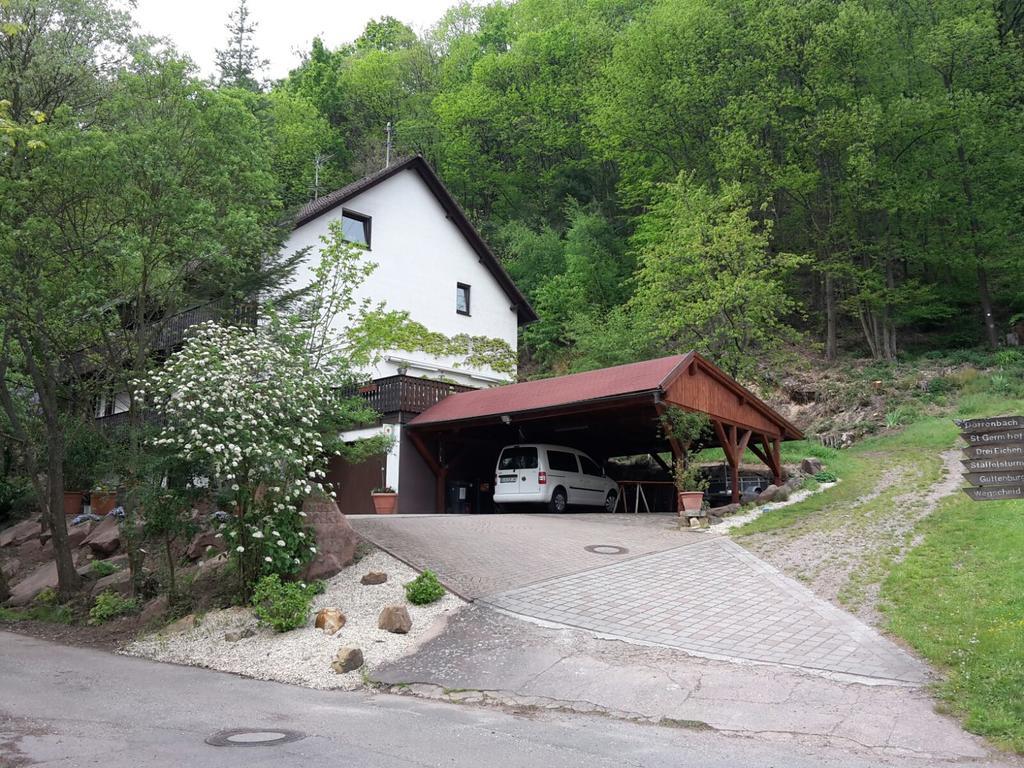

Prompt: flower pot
[677,491,705,515]
[371,493,398,515]
[63,491,84,517]
[91,492,117,517]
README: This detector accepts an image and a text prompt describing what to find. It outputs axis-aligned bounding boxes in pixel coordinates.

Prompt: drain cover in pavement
[584,544,629,555]
[206,729,305,747]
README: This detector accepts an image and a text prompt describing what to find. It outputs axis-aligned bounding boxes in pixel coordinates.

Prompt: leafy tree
[355,16,418,52]
[215,0,268,91]
[627,177,806,380]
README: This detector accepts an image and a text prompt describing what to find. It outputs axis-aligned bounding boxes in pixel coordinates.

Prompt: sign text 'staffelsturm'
[959,416,1024,502]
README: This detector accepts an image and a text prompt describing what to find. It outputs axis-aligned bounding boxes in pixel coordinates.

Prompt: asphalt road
[0,631,1009,768]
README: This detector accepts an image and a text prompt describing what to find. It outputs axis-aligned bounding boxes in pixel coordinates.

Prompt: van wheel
[604,491,617,513]
[549,487,568,513]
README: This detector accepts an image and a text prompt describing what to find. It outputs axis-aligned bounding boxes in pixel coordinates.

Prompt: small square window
[456,283,471,315]
[341,210,370,247]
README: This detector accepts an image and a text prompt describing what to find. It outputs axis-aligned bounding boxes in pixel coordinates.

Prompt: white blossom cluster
[138,322,336,515]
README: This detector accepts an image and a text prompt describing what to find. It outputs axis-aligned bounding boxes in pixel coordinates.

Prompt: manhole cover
[584,544,629,555]
[206,729,305,747]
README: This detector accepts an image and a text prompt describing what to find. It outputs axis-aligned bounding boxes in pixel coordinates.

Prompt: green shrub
[88,591,137,625]
[91,559,119,577]
[34,587,58,606]
[404,570,445,605]
[814,470,838,483]
[250,574,314,632]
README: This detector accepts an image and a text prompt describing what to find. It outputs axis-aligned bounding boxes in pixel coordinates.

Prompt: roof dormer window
[341,210,370,248]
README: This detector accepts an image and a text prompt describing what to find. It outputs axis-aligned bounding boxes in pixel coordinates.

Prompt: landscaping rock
[713,503,741,517]
[5,561,58,607]
[756,484,780,503]
[81,515,120,557]
[0,518,41,548]
[224,626,256,642]
[139,595,169,626]
[65,522,92,549]
[331,646,364,674]
[301,493,358,582]
[185,531,224,561]
[314,607,346,635]
[378,605,412,634]
[800,457,824,475]
[360,571,388,585]
[162,613,198,635]
[92,568,133,597]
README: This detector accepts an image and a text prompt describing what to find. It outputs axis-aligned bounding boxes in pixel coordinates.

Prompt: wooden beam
[649,452,672,474]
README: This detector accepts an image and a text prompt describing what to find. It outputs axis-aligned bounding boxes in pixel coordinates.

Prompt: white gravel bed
[122,549,465,690]
[711,482,838,533]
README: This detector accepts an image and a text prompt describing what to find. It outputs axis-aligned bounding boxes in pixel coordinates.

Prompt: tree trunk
[825,272,837,360]
[0,561,9,603]
[956,143,1000,349]
[44,422,81,599]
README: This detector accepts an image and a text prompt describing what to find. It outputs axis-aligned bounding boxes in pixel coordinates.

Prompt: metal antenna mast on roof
[385,121,393,168]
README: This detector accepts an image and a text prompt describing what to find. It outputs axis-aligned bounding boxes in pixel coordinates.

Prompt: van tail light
[538,471,547,485]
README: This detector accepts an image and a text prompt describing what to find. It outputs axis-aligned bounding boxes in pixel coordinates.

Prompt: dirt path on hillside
[740,449,962,626]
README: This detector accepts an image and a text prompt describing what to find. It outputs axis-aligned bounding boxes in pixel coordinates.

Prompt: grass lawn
[732,389,1024,751]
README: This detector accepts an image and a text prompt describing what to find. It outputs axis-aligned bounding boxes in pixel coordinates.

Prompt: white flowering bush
[139,323,336,592]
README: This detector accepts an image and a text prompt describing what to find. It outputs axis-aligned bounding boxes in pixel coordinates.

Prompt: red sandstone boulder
[185,530,225,560]
[378,605,412,634]
[301,494,358,581]
[0,518,41,548]
[5,561,58,607]
[81,515,120,557]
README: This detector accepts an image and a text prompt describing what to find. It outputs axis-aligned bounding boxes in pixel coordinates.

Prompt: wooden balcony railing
[349,375,474,417]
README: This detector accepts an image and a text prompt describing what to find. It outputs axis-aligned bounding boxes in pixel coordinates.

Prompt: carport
[405,352,803,514]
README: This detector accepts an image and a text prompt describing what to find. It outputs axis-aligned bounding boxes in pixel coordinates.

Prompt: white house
[286,156,536,512]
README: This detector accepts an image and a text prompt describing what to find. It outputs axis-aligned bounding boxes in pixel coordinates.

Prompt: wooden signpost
[956,416,1024,501]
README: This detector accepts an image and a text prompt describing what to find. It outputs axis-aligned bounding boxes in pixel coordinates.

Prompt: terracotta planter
[91,492,117,516]
[371,493,398,515]
[677,491,705,514]
[63,491,84,516]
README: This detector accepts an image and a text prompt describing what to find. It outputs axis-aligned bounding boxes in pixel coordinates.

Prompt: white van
[493,444,619,513]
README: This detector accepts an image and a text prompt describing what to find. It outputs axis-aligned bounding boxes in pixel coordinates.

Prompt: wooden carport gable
[407,352,802,512]
[658,352,801,502]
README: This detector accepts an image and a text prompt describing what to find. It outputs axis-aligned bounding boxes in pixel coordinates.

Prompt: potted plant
[674,462,709,513]
[661,407,712,515]
[371,486,398,514]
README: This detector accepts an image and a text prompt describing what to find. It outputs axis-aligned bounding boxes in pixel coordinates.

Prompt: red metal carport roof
[410,354,691,426]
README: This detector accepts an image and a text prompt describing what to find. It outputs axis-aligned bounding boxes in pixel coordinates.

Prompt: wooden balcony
[350,375,474,420]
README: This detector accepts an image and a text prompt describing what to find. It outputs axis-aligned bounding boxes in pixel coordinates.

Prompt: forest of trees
[257,0,1024,380]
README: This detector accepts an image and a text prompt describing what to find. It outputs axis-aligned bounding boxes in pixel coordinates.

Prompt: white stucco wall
[282,168,520,387]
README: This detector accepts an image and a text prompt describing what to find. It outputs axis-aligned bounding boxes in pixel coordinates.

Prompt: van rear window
[498,447,538,470]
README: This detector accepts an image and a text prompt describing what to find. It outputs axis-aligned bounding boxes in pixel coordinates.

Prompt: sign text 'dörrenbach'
[961,457,1024,472]
[963,484,1024,501]
[955,415,1024,433]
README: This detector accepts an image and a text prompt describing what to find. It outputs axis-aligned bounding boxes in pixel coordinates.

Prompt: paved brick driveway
[350,513,702,598]
[351,514,929,683]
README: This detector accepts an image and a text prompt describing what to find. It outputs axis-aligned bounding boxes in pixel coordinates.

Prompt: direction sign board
[963,484,1024,502]
[962,457,1024,473]
[962,443,1024,460]
[960,428,1024,445]
[955,415,1024,433]
[962,470,1024,487]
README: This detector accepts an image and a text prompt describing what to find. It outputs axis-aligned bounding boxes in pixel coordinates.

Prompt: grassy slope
[732,381,1024,752]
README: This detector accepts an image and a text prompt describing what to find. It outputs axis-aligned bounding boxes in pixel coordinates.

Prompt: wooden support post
[649,452,672,474]
[407,429,445,514]
[713,421,753,504]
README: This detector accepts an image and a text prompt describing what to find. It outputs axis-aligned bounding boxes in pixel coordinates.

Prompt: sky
[131,0,462,81]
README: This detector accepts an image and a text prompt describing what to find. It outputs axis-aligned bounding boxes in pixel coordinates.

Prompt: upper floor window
[456,283,471,315]
[341,210,370,247]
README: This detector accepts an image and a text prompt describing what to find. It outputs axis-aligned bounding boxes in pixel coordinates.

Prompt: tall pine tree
[215,0,268,91]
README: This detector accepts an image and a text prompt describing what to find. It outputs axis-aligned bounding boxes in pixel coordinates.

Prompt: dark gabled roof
[293,155,537,325]
[410,354,689,426]
[409,352,804,441]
